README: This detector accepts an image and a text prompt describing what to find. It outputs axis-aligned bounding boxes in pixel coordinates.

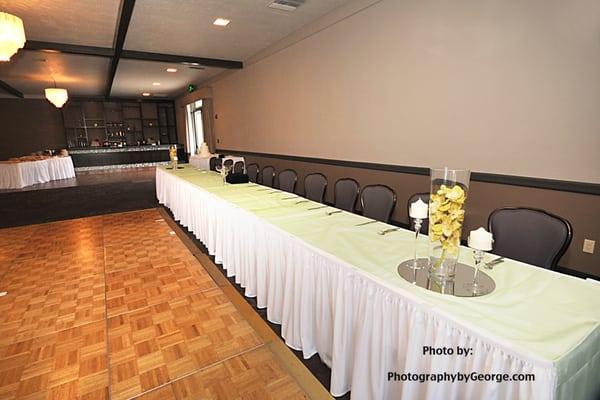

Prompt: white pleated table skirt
[0,156,76,189]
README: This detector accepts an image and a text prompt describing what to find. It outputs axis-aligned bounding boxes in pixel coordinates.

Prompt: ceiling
[0,0,349,99]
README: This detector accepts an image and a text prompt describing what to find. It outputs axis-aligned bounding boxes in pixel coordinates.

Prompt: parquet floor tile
[108,289,263,400]
[0,209,311,400]
[106,260,216,317]
[169,346,308,400]
[0,320,109,400]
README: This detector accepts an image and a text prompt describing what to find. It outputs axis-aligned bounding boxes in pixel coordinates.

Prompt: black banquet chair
[488,207,572,270]
[360,184,397,223]
[407,192,430,234]
[304,173,327,203]
[334,178,359,212]
[223,159,234,171]
[278,169,297,193]
[209,156,221,171]
[233,160,244,174]
[247,163,259,183]
[261,166,275,187]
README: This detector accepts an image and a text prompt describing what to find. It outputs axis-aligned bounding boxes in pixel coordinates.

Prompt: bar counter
[69,145,187,170]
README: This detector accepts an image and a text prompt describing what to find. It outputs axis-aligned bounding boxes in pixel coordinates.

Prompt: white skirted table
[0,156,76,189]
[156,166,600,400]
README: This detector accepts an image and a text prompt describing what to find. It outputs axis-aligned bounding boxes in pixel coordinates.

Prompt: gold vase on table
[169,145,178,169]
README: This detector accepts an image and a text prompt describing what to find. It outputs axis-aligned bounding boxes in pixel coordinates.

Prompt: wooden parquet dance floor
[0,209,311,400]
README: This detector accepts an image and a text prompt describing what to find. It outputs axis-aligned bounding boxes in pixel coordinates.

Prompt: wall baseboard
[217,148,600,196]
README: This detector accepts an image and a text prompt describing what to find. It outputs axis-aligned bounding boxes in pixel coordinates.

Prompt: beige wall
[209,0,600,183]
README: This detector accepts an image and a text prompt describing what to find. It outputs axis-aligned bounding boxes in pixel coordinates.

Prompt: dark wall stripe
[216,148,600,196]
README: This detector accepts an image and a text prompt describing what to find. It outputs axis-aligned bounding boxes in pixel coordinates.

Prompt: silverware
[256,188,270,191]
[307,205,328,210]
[377,228,399,235]
[295,200,309,204]
[355,220,377,226]
[484,257,505,269]
[326,210,342,216]
[281,196,298,200]
[267,190,279,194]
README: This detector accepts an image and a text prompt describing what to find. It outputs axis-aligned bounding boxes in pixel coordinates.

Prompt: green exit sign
[187,84,196,93]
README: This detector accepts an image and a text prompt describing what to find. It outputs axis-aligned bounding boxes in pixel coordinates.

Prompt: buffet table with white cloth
[156,166,600,400]
[0,156,76,189]
[189,154,245,171]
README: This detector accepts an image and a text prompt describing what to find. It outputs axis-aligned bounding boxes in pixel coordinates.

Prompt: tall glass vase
[428,168,470,281]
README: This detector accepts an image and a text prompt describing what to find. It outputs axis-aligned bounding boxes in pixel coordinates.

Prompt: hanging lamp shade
[45,88,69,108]
[0,12,26,62]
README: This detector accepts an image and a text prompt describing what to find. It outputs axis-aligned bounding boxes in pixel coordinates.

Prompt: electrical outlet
[583,239,595,254]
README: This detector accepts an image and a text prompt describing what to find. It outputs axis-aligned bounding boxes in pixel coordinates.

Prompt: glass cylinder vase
[428,168,471,281]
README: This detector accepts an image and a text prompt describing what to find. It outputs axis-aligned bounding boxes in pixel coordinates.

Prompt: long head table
[0,156,76,189]
[156,166,600,400]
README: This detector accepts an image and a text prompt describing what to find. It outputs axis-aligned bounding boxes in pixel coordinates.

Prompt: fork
[355,220,377,226]
[377,228,399,235]
[326,210,342,216]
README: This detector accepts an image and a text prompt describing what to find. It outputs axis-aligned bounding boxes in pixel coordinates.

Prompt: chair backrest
[278,169,297,193]
[223,159,234,169]
[488,207,572,270]
[360,184,396,223]
[304,173,327,203]
[334,178,359,212]
[233,161,244,174]
[247,163,259,183]
[407,192,430,234]
[209,157,221,171]
[261,166,275,187]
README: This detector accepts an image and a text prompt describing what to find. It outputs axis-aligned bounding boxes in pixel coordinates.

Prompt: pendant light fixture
[45,74,68,108]
[0,12,26,62]
[45,87,68,108]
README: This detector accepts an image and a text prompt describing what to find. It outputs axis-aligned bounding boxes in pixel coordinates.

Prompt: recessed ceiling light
[152,82,160,86]
[166,68,177,73]
[213,18,230,26]
[142,92,151,96]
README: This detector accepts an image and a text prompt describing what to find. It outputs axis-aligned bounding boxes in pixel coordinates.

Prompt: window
[185,100,204,154]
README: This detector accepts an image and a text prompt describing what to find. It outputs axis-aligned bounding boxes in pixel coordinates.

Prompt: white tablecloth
[189,154,245,171]
[156,168,599,400]
[0,156,76,189]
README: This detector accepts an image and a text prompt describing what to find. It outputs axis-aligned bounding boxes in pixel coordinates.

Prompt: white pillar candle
[468,227,493,251]
[409,198,429,219]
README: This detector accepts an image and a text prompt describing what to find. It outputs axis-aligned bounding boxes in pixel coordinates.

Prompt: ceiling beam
[121,50,243,69]
[23,41,243,69]
[105,0,136,98]
[24,40,114,58]
[0,80,24,98]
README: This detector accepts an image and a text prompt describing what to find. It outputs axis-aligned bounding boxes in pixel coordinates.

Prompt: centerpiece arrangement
[428,168,470,281]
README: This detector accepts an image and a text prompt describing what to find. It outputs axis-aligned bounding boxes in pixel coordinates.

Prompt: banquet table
[189,154,245,171]
[156,166,600,400]
[0,156,76,189]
